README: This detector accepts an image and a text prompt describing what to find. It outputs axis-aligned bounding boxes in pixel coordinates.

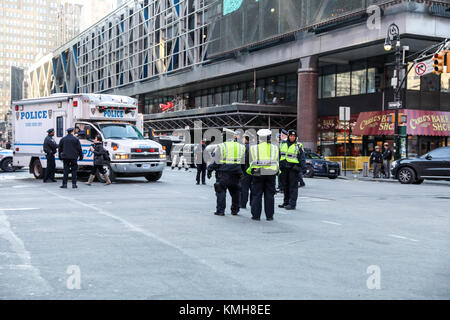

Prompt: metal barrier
[325,156,371,172]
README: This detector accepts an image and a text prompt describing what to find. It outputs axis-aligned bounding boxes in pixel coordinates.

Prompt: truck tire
[98,165,116,183]
[145,172,163,182]
[31,159,44,179]
[1,158,14,172]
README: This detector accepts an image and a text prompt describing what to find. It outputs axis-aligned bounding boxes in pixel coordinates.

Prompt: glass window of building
[367,68,377,93]
[214,87,222,106]
[441,73,450,93]
[421,73,440,92]
[256,79,265,104]
[322,66,336,98]
[336,65,351,97]
[222,86,230,105]
[230,84,239,103]
[407,62,420,91]
[246,81,255,103]
[351,62,367,95]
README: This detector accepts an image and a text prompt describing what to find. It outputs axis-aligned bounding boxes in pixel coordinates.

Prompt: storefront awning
[352,109,450,136]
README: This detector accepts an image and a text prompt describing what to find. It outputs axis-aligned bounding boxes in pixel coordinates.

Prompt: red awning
[352,109,450,137]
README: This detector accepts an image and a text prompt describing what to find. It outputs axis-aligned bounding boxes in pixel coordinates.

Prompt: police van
[12,94,166,182]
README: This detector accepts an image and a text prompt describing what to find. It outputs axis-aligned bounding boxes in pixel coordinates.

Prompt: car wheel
[31,159,44,179]
[413,179,424,185]
[328,175,338,180]
[145,171,163,182]
[397,167,416,184]
[1,158,14,172]
[304,166,314,178]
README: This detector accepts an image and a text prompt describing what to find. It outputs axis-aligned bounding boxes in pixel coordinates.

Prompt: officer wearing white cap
[207,129,245,216]
[43,128,58,183]
[246,129,279,221]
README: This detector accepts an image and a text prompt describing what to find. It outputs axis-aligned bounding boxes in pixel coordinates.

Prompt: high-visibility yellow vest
[218,141,245,165]
[280,142,300,164]
[246,142,280,176]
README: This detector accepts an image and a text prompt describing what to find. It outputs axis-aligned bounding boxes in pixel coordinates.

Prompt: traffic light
[433,51,448,75]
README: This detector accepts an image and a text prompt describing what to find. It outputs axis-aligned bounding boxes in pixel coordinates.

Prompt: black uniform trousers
[240,173,252,208]
[44,153,56,182]
[62,159,78,186]
[196,163,207,184]
[277,173,285,191]
[298,171,305,187]
[283,169,299,207]
[251,175,276,219]
[215,172,241,214]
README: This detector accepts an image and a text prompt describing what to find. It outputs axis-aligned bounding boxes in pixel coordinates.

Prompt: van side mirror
[425,154,432,160]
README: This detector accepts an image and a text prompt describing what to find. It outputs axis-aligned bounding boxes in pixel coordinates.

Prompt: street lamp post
[384,23,402,160]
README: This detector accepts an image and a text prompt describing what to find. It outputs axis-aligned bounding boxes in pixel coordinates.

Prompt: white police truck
[12,93,166,182]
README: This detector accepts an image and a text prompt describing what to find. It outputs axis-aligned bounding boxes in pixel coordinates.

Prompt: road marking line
[0,208,39,211]
[321,220,342,226]
[389,234,419,242]
[0,209,52,293]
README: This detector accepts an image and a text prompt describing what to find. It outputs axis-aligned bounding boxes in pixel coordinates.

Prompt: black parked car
[391,147,450,184]
[304,152,340,179]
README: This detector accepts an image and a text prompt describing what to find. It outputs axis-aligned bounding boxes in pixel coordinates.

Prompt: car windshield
[306,153,322,159]
[99,123,144,140]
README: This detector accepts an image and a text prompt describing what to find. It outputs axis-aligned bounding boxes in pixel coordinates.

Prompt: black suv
[391,147,450,184]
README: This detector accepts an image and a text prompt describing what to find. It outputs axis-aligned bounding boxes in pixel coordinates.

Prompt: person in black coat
[370,146,383,179]
[43,128,58,183]
[58,127,83,188]
[240,135,252,209]
[382,142,393,179]
[194,140,207,185]
[86,135,111,186]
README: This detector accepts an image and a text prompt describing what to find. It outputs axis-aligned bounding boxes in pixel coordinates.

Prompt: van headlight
[159,149,166,159]
[114,153,130,160]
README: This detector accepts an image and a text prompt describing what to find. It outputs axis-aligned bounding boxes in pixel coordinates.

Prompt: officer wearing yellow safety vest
[278,129,306,210]
[207,129,246,216]
[246,129,280,221]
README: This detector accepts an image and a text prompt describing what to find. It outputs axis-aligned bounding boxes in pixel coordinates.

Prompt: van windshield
[99,123,144,140]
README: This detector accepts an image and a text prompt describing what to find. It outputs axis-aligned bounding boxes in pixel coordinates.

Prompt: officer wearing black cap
[278,129,305,210]
[58,127,83,189]
[43,128,58,183]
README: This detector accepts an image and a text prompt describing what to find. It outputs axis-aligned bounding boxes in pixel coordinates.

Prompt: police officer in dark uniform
[43,128,58,183]
[207,129,245,216]
[278,129,305,210]
[240,135,252,209]
[58,127,83,189]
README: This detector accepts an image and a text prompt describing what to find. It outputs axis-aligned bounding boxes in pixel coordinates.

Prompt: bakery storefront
[352,110,450,158]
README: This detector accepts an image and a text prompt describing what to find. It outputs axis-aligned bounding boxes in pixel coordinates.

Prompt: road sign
[414,59,434,76]
[339,106,351,122]
[388,101,402,109]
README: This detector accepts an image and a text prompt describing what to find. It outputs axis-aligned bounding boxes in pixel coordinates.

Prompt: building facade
[26,0,450,156]
[57,0,84,48]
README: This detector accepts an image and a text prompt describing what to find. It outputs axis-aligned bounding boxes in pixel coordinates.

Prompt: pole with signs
[339,106,350,176]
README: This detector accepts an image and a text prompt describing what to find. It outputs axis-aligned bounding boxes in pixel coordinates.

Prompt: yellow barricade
[325,156,371,172]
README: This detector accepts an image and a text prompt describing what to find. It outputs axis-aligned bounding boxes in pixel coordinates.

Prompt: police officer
[247,129,280,221]
[207,129,245,216]
[58,127,83,189]
[278,129,305,210]
[240,135,252,209]
[277,129,288,193]
[43,128,58,183]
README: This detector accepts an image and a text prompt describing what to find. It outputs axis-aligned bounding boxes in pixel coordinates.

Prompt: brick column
[297,56,318,152]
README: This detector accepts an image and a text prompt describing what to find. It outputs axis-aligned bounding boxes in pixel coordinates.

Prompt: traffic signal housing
[433,51,448,75]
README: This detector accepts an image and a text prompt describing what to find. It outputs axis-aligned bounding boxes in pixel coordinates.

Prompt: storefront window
[441,73,450,93]
[286,73,297,105]
[336,65,351,97]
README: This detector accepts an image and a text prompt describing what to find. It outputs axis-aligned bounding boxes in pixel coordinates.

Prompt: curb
[337,176,449,186]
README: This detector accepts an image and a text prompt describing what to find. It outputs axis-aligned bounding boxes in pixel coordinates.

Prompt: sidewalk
[338,171,450,186]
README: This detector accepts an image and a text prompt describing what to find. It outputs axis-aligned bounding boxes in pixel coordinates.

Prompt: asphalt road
[0,168,449,300]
